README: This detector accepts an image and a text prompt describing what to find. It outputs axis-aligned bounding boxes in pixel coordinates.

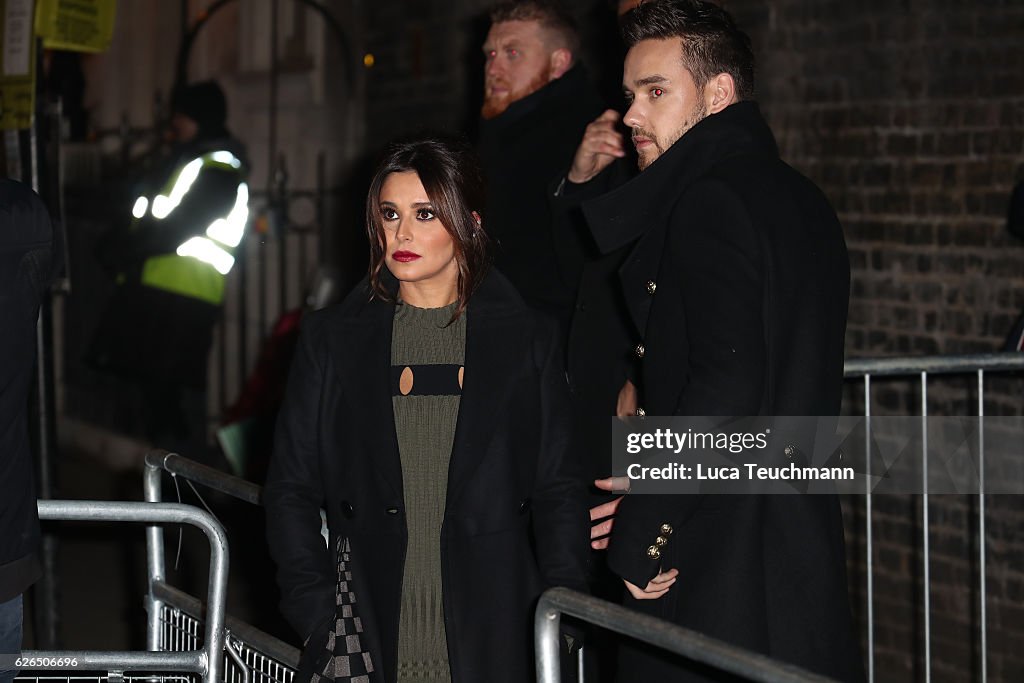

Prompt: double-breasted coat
[264,271,590,683]
[582,102,865,681]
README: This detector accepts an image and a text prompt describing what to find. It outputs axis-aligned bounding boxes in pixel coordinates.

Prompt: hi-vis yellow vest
[131,150,248,306]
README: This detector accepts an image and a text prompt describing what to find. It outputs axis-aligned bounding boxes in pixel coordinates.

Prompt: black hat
[171,80,227,134]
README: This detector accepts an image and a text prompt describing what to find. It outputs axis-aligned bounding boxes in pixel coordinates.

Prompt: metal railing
[845,351,1024,683]
[20,500,229,681]
[15,455,299,683]
[535,588,836,683]
[142,451,300,682]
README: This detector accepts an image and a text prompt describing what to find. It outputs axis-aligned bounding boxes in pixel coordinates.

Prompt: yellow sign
[1,0,36,130]
[34,0,116,53]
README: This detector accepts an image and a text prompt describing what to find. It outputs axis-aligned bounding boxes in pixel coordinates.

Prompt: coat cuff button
[655,535,668,547]
[646,545,661,559]
[660,523,673,535]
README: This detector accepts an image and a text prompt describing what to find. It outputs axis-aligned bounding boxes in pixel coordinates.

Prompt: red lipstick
[392,250,421,262]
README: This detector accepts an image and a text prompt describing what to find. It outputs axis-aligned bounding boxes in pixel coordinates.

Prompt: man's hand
[624,568,679,600]
[567,109,626,184]
[590,476,629,549]
[616,379,638,417]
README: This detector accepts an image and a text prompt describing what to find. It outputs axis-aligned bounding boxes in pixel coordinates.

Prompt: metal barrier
[535,588,836,683]
[19,500,229,682]
[15,456,298,683]
[142,451,299,683]
[844,351,1024,683]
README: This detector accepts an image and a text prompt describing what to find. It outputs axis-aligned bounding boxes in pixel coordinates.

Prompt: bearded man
[477,0,604,335]
[569,1,866,680]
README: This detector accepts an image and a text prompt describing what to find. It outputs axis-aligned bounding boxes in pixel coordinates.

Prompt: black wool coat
[0,180,60,602]
[550,159,640,489]
[582,102,865,681]
[264,271,589,683]
[478,65,606,334]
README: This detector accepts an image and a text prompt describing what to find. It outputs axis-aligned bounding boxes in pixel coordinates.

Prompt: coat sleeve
[608,179,765,587]
[530,318,590,594]
[263,313,336,641]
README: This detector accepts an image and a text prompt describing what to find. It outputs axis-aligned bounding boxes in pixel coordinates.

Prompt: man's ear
[705,72,738,114]
[548,48,572,80]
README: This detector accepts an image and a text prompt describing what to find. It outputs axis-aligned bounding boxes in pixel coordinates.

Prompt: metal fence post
[144,453,169,652]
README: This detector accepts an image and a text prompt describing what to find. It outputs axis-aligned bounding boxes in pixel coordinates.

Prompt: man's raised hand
[567,109,626,184]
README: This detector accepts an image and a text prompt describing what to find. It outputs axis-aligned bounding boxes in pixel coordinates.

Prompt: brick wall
[725,0,1024,360]
[357,0,1024,679]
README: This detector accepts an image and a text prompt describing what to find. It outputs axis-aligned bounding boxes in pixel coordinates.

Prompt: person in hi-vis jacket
[90,80,249,459]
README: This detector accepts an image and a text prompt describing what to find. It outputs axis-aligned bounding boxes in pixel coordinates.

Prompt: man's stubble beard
[636,100,709,171]
[481,68,551,120]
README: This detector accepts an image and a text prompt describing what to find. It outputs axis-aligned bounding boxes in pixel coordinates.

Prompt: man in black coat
[477,0,605,334]
[0,180,60,682]
[571,1,864,680]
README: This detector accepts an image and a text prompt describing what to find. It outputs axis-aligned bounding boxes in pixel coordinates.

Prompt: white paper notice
[3,0,34,77]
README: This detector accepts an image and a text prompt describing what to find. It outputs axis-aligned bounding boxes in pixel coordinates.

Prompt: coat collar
[330,269,529,507]
[583,101,779,255]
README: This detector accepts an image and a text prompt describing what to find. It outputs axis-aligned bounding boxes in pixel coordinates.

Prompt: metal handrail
[535,588,837,683]
[844,351,1024,377]
[143,448,301,672]
[145,450,262,504]
[23,500,229,681]
[839,352,1023,683]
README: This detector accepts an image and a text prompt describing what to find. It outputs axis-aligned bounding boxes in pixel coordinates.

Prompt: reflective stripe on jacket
[131,149,248,305]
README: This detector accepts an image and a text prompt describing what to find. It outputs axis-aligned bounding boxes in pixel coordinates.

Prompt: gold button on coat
[646,280,657,295]
[784,445,796,457]
[646,545,661,559]
[655,535,668,547]
[660,523,673,535]
[635,407,646,417]
[635,343,645,358]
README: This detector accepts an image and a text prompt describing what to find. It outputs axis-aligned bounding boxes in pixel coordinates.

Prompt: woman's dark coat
[264,271,590,682]
[582,102,865,681]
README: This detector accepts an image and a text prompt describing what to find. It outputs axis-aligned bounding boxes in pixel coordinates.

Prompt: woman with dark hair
[265,135,589,683]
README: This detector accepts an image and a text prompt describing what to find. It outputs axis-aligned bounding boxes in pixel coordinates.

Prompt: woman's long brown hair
[365,135,490,320]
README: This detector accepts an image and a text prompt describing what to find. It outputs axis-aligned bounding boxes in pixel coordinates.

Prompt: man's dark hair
[490,0,581,56]
[621,0,755,100]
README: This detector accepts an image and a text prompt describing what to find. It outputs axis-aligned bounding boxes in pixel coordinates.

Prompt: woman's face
[379,171,458,295]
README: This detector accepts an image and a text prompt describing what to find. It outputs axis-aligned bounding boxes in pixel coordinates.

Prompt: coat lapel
[445,274,523,508]
[332,293,405,502]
